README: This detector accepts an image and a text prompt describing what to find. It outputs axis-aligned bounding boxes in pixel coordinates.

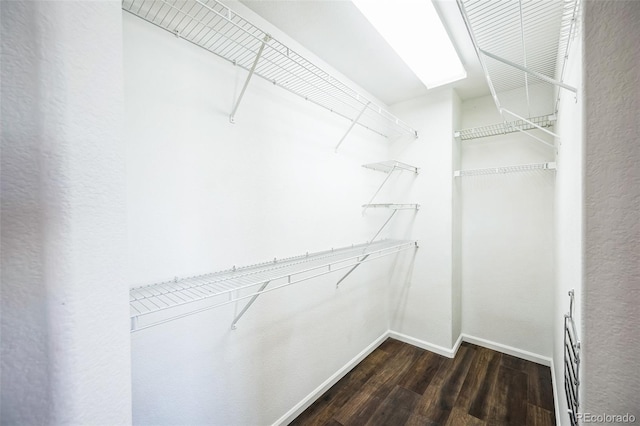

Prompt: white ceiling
[238,0,490,106]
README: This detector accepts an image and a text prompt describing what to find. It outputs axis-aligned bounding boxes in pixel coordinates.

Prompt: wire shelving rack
[130,239,417,332]
[454,162,556,177]
[122,0,418,141]
[455,115,556,141]
[457,0,580,146]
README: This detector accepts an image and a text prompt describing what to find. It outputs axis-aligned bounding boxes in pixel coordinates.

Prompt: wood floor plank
[404,412,440,426]
[454,346,498,412]
[527,403,555,426]
[333,342,422,425]
[397,350,445,395]
[363,385,421,426]
[488,365,528,426]
[501,352,529,372]
[445,407,486,426]
[527,362,555,412]
[467,346,501,421]
[413,344,476,424]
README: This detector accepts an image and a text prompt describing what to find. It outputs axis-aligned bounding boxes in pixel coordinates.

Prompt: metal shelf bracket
[230,280,270,329]
[229,34,271,123]
[336,203,419,288]
[335,102,371,152]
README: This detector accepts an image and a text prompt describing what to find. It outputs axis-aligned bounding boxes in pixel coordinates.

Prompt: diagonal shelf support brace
[335,102,371,152]
[231,280,271,329]
[336,210,398,288]
[480,49,577,93]
[229,35,271,123]
[362,166,397,215]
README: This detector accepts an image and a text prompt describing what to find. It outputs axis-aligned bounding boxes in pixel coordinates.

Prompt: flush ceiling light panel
[352,0,467,89]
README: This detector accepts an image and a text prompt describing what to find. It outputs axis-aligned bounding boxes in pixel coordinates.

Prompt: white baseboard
[461,334,552,366]
[388,330,458,358]
[272,331,389,426]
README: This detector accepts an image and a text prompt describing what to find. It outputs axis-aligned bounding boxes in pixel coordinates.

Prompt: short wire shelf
[454,162,556,177]
[361,203,420,210]
[454,115,556,141]
[122,0,417,140]
[130,239,417,332]
[362,160,419,174]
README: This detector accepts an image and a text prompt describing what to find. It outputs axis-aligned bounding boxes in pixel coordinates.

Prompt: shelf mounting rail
[122,0,418,143]
[129,239,417,332]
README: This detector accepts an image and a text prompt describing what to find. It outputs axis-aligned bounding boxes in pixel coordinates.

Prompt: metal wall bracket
[361,161,419,214]
[335,102,371,152]
[231,281,270,329]
[336,204,419,288]
[229,34,271,124]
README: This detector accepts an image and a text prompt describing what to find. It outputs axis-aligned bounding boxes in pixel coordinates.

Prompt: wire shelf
[455,115,556,141]
[362,160,419,174]
[361,203,420,210]
[122,0,417,140]
[458,0,580,119]
[130,239,417,331]
[454,162,556,177]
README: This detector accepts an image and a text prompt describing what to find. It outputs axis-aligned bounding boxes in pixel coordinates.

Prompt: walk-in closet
[2,0,638,425]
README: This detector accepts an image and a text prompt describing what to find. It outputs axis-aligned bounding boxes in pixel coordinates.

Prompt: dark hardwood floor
[290,339,555,426]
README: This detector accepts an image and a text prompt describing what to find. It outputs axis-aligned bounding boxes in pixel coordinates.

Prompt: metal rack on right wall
[456,0,581,150]
[565,289,581,426]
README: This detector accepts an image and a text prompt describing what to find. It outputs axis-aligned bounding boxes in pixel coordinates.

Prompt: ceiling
[237,0,490,106]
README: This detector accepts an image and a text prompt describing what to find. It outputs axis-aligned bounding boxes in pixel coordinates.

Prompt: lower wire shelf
[130,239,418,332]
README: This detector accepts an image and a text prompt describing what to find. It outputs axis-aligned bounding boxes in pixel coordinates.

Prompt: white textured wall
[460,86,556,358]
[1,1,131,424]
[553,7,583,425]
[124,4,397,423]
[582,0,640,416]
[387,90,457,350]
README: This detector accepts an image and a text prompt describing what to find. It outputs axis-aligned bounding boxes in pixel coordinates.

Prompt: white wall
[124,4,403,424]
[387,89,458,351]
[1,1,132,424]
[582,0,640,416]
[553,7,583,425]
[460,85,556,358]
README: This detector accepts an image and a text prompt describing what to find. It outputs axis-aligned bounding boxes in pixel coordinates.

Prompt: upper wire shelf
[362,160,419,174]
[122,0,418,140]
[130,239,417,331]
[457,0,580,129]
[454,162,556,177]
[455,115,556,141]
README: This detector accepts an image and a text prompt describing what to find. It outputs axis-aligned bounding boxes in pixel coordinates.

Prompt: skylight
[352,0,466,89]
